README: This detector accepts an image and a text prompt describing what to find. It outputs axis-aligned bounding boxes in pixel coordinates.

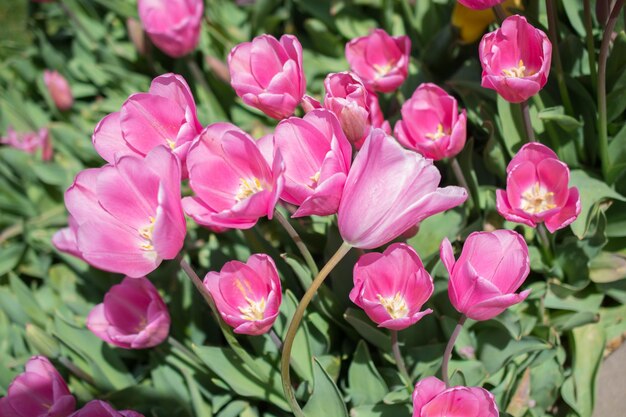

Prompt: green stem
[274,209,319,276]
[186,55,213,97]
[545,0,575,116]
[450,157,479,215]
[583,0,598,95]
[269,328,284,351]
[280,242,352,417]
[391,330,411,385]
[493,3,507,23]
[520,100,536,142]
[536,223,552,259]
[441,315,467,388]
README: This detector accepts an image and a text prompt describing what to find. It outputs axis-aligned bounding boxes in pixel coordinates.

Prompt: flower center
[425,124,447,141]
[502,59,529,78]
[521,182,556,214]
[166,139,176,150]
[308,171,321,190]
[377,292,409,319]
[373,62,395,77]
[234,278,266,321]
[235,178,264,202]
[138,216,156,251]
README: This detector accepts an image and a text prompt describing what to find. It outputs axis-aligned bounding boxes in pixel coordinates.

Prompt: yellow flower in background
[451,0,524,44]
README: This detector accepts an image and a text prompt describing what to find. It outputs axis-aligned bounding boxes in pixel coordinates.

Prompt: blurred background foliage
[1,1,626,417]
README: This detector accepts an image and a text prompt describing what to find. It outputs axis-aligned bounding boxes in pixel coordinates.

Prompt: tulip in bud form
[323,72,371,147]
[440,229,530,321]
[43,70,73,111]
[204,254,282,335]
[457,0,506,10]
[69,401,144,417]
[350,243,434,330]
[1,127,52,161]
[412,376,499,417]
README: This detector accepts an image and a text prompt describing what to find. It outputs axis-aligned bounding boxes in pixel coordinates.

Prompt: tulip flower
[457,0,505,10]
[345,29,411,93]
[86,277,170,349]
[394,83,467,160]
[183,123,284,229]
[228,34,305,120]
[0,356,75,417]
[203,254,281,335]
[479,15,551,103]
[137,0,203,58]
[69,401,144,417]
[1,127,52,161]
[323,72,371,147]
[43,70,73,111]
[338,129,467,249]
[92,73,202,173]
[350,243,434,330]
[273,109,352,217]
[440,229,530,321]
[496,143,581,232]
[412,376,499,417]
[52,146,186,278]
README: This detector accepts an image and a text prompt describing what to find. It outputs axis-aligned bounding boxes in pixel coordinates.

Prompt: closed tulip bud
[228,34,306,120]
[204,254,281,335]
[345,29,410,93]
[138,0,203,58]
[394,83,467,160]
[324,72,371,147]
[496,143,581,232]
[412,376,499,417]
[69,401,144,417]
[350,243,434,330]
[1,127,52,161]
[87,277,170,349]
[43,70,73,111]
[338,129,467,249]
[457,0,506,10]
[440,229,530,321]
[0,356,75,417]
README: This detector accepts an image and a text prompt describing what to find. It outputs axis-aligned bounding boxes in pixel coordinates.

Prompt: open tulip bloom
[412,376,499,417]
[69,400,144,417]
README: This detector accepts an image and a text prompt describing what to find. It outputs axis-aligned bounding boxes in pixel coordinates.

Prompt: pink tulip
[350,243,433,330]
[52,146,186,277]
[69,401,143,417]
[412,376,498,417]
[479,15,551,103]
[137,0,203,58]
[228,34,305,120]
[440,229,530,321]
[345,29,411,93]
[1,127,52,161]
[457,0,506,10]
[496,143,581,232]
[183,123,284,229]
[86,277,170,349]
[43,70,73,111]
[367,92,391,135]
[394,83,467,160]
[0,356,75,417]
[338,129,467,249]
[203,254,281,335]
[323,72,371,147]
[273,109,352,217]
[92,73,202,175]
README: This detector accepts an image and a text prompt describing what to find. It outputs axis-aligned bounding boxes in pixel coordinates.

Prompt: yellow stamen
[235,177,264,202]
[424,124,447,141]
[502,59,530,78]
[308,171,321,190]
[234,278,267,321]
[373,62,395,77]
[521,182,556,214]
[138,216,156,251]
[166,139,176,150]
[377,292,409,319]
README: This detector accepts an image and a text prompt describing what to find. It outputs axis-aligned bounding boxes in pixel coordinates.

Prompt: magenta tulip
[92,73,202,174]
[43,70,73,111]
[345,29,411,93]
[69,401,143,417]
[183,123,284,229]
[52,146,186,277]
[1,127,52,161]
[273,109,352,217]
[228,34,305,120]
[496,143,581,232]
[394,83,467,160]
[479,15,551,103]
[87,277,170,349]
[338,129,467,249]
[412,376,499,417]
[0,356,75,417]
[323,72,371,147]
[457,0,506,10]
[350,243,433,330]
[440,230,530,321]
[204,254,281,335]
[137,0,203,58]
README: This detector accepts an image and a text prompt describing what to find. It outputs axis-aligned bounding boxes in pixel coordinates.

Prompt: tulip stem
[280,242,352,417]
[186,56,213,98]
[441,314,467,388]
[536,223,552,257]
[390,330,411,385]
[493,4,507,24]
[269,328,284,351]
[450,157,478,215]
[58,356,95,386]
[598,0,625,180]
[274,209,320,277]
[520,100,536,142]
[546,0,575,116]
[583,0,598,95]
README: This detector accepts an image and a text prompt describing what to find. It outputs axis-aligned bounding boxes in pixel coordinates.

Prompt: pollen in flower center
[425,124,448,141]
[373,62,395,77]
[235,177,264,202]
[307,171,321,189]
[521,182,556,214]
[166,139,176,150]
[377,292,409,319]
[234,278,266,321]
[502,59,528,78]
[138,216,156,251]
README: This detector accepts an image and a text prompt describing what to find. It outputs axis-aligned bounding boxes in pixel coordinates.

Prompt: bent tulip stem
[280,242,352,417]
[391,330,411,386]
[520,100,536,142]
[274,208,320,276]
[493,4,507,23]
[545,0,575,117]
[441,314,467,388]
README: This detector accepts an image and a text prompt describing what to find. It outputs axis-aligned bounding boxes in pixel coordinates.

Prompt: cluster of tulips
[2,0,586,416]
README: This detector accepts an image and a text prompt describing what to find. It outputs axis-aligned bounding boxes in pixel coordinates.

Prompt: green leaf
[589,251,626,283]
[344,308,391,351]
[303,357,348,417]
[348,341,388,407]
[408,209,464,260]
[538,107,582,132]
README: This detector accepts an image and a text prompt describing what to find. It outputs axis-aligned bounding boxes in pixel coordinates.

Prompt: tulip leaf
[349,404,412,417]
[408,209,464,261]
[537,106,582,132]
[477,327,550,374]
[303,357,349,417]
[348,341,388,407]
[344,308,391,351]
